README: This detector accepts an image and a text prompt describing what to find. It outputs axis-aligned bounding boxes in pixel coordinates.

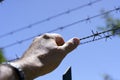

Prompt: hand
[11,33,80,80]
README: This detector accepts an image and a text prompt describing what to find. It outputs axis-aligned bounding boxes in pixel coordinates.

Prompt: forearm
[9,58,43,80]
[0,56,45,80]
[0,64,19,80]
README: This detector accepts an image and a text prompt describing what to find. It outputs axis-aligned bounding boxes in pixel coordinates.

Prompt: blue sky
[0,0,120,80]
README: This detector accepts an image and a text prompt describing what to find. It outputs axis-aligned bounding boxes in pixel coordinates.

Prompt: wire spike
[103,33,111,41]
[91,30,96,41]
[88,1,92,6]
[115,7,120,11]
[114,6,120,13]
[15,54,20,59]
[105,35,109,41]
[91,30,100,36]
[96,31,102,38]
[59,27,64,30]
[66,10,71,14]
[91,30,95,34]
[85,16,91,23]
[86,16,90,21]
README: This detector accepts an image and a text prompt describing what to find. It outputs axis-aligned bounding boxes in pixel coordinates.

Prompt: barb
[80,27,120,45]
[80,27,120,41]
[0,0,102,39]
[80,34,112,45]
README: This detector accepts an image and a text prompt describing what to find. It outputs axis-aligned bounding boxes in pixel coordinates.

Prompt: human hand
[11,33,80,80]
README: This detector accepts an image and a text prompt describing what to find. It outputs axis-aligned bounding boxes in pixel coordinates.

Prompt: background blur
[0,0,120,80]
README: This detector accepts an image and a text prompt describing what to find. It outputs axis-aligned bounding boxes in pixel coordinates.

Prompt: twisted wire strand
[2,26,120,49]
[80,28,120,45]
[6,27,120,61]
[1,7,120,49]
[0,0,102,39]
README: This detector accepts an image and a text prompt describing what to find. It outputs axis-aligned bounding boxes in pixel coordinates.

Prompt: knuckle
[42,33,50,39]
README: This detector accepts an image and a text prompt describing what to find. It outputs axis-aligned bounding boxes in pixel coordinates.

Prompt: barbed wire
[80,27,120,45]
[5,26,120,62]
[0,0,102,39]
[1,7,120,49]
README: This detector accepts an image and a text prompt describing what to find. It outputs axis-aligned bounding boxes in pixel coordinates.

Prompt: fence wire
[1,7,120,49]
[80,27,120,45]
[1,26,120,49]
[0,0,101,39]
[4,26,120,62]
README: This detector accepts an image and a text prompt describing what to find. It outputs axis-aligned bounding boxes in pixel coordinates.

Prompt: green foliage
[0,49,6,63]
[98,10,120,36]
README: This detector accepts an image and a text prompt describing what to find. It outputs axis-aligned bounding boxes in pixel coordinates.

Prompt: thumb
[59,38,80,55]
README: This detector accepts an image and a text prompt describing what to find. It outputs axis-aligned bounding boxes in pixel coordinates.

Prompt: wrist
[2,61,25,80]
[10,58,42,80]
[0,64,20,80]
[10,59,29,80]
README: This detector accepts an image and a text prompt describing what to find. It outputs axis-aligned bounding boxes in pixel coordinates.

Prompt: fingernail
[73,38,80,45]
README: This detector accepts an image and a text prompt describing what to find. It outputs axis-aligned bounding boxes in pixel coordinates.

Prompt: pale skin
[0,33,80,80]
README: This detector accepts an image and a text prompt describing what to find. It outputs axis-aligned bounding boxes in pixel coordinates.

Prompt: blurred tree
[0,49,6,63]
[98,10,120,36]
[103,74,113,80]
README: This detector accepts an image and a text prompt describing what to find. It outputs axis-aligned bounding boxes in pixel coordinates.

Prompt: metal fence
[63,67,72,80]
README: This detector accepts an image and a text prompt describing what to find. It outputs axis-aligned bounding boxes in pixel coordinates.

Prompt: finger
[42,33,65,46]
[58,38,80,55]
[51,34,65,46]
